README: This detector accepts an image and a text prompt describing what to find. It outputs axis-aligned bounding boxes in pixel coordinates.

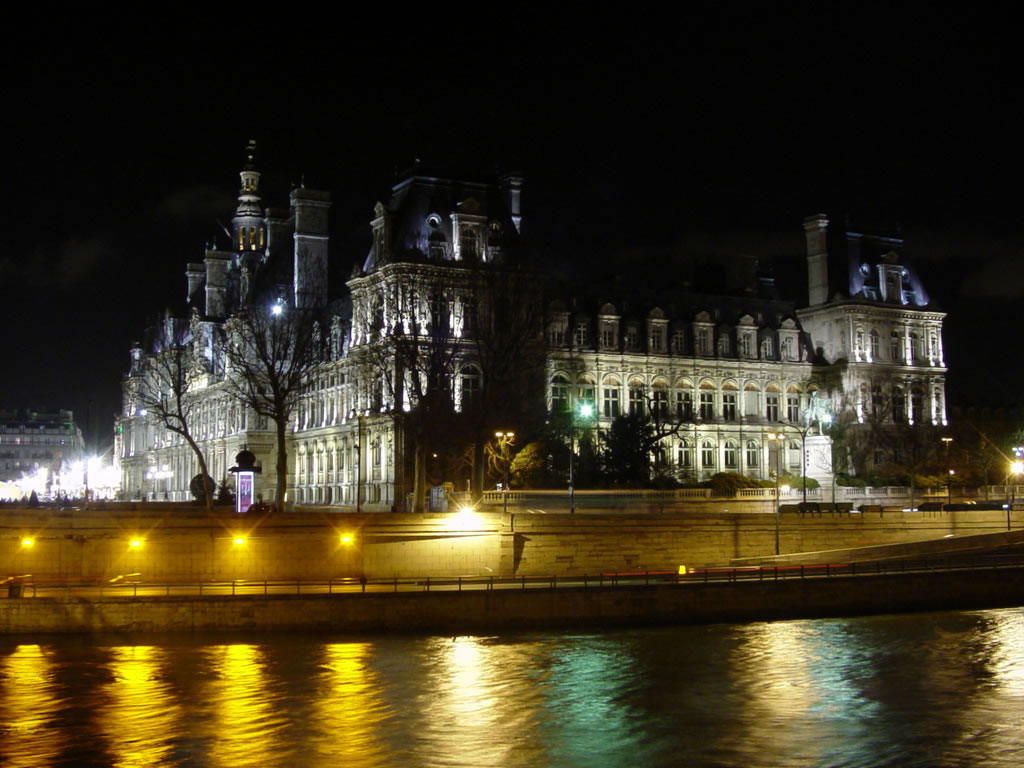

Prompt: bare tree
[223,301,323,511]
[134,309,215,512]
[463,265,548,498]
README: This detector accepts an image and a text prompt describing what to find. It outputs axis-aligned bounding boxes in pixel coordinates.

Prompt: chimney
[291,188,331,309]
[500,172,523,233]
[803,214,829,306]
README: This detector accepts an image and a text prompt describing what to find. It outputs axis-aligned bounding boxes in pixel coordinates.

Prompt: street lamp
[495,430,516,514]
[1008,458,1023,530]
[767,432,783,555]
[569,402,594,514]
[947,469,955,507]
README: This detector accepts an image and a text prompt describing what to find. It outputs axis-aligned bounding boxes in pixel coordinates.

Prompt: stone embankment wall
[1,504,1020,583]
[3,570,1024,635]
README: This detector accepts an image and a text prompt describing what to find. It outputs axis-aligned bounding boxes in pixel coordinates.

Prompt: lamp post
[1008,457,1023,530]
[569,403,593,514]
[947,469,955,507]
[495,431,515,515]
[771,421,813,507]
[768,431,783,555]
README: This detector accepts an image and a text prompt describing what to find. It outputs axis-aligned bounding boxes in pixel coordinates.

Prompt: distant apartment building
[0,409,85,483]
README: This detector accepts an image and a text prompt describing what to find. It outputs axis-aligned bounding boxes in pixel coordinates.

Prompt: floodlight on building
[20,538,34,549]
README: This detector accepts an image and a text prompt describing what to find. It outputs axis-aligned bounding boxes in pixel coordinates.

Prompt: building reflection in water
[539,635,645,766]
[726,620,893,767]
[100,645,182,768]
[312,642,387,765]
[0,644,63,768]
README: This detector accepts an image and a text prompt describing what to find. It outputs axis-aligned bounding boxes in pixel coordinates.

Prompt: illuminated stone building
[115,147,946,504]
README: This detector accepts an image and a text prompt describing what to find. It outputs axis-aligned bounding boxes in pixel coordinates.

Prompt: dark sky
[2,7,1021,449]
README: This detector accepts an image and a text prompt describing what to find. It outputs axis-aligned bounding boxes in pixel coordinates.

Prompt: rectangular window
[629,386,645,415]
[652,388,668,417]
[766,395,779,422]
[601,328,615,348]
[722,393,737,421]
[650,327,663,351]
[676,391,693,420]
[603,388,620,418]
[746,443,759,467]
[787,395,800,422]
[574,323,588,347]
[739,334,751,357]
[625,329,639,350]
[549,326,565,346]
[699,392,714,421]
[671,331,685,354]
[761,337,773,359]
[696,330,710,356]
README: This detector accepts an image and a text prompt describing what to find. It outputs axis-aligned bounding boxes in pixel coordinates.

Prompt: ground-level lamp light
[20,538,34,549]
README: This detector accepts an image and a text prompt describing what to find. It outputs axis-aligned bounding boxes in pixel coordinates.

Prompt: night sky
[2,8,1021,451]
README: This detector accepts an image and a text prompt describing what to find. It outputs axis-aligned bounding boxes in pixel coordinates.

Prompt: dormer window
[625,327,639,350]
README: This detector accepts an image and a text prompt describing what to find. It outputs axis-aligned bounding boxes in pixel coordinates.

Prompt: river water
[2,609,1023,767]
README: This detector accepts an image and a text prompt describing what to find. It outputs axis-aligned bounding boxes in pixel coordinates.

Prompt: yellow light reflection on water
[207,644,286,768]
[100,645,181,768]
[0,645,62,768]
[313,643,386,765]
[413,636,547,768]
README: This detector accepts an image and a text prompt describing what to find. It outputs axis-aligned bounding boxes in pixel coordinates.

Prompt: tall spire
[232,140,266,254]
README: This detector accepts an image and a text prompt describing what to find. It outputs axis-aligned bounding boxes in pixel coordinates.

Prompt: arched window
[652,380,669,417]
[578,375,596,409]
[701,439,716,467]
[460,365,481,407]
[699,381,715,420]
[602,376,621,418]
[677,440,692,468]
[675,380,693,419]
[910,386,924,423]
[722,382,738,421]
[892,387,906,424]
[746,441,759,467]
[629,379,646,415]
[724,440,738,468]
[890,330,900,360]
[551,374,570,412]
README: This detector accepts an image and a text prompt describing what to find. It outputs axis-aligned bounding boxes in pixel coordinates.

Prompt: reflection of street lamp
[569,403,593,514]
[495,431,515,514]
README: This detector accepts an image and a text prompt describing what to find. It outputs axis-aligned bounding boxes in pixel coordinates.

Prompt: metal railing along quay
[7,554,1024,600]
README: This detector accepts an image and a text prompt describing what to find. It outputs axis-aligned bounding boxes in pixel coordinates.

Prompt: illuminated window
[766,393,779,421]
[652,384,668,417]
[724,440,738,468]
[649,327,663,351]
[677,441,692,468]
[761,337,773,359]
[870,329,880,359]
[574,322,588,347]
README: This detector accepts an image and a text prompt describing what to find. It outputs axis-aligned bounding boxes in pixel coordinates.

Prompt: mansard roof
[361,170,523,272]
[827,226,934,308]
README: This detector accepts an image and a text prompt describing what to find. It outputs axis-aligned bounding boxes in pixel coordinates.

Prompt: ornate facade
[114,148,946,505]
